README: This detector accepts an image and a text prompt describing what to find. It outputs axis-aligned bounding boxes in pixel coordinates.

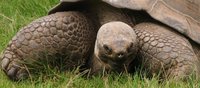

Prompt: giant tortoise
[1,0,200,80]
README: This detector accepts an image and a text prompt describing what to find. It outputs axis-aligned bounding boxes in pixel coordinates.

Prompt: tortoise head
[94,21,138,73]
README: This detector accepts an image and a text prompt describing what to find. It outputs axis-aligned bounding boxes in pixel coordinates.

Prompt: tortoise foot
[1,50,28,80]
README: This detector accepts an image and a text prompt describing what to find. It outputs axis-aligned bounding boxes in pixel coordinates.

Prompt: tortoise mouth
[98,53,134,73]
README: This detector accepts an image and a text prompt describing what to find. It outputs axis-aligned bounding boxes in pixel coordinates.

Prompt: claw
[7,67,18,80]
[1,58,10,70]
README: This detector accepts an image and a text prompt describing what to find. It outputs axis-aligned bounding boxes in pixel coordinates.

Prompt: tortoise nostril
[117,52,124,58]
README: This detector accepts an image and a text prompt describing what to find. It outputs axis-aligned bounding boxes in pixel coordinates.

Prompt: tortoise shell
[49,0,200,44]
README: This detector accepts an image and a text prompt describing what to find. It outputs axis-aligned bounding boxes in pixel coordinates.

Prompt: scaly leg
[133,22,199,80]
[1,12,97,80]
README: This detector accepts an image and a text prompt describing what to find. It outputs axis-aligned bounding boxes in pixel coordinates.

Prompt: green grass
[0,0,200,88]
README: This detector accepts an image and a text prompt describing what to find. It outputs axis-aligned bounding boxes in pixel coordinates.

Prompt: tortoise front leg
[1,12,97,80]
[133,22,199,80]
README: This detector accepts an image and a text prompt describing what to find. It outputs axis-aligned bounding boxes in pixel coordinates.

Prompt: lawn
[0,0,200,88]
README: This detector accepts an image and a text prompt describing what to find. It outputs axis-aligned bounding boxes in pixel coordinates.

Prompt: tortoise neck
[89,1,132,25]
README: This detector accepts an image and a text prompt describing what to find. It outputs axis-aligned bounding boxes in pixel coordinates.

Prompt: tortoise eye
[103,44,112,54]
[128,42,133,52]
[130,42,133,48]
